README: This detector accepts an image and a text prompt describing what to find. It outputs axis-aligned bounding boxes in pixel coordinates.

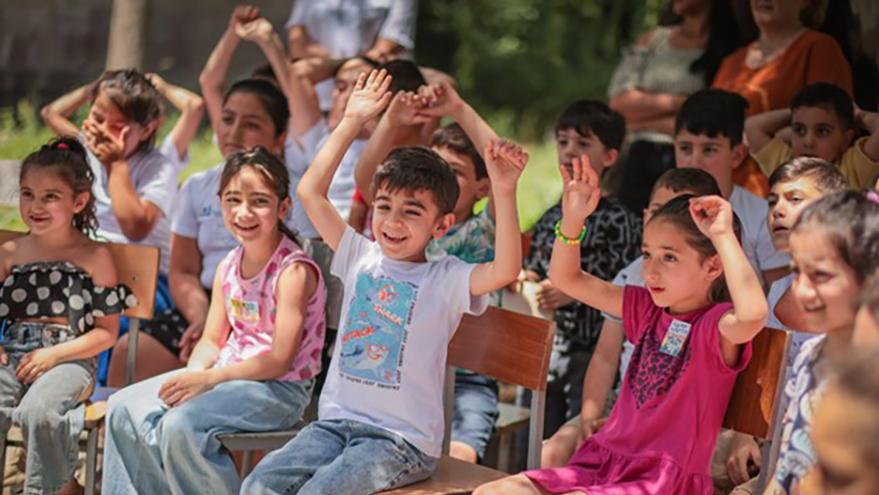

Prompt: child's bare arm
[199,5,258,132]
[185,265,231,371]
[354,91,430,204]
[40,82,94,138]
[745,109,791,154]
[298,70,392,250]
[856,106,879,162]
[578,318,624,430]
[236,17,297,120]
[287,57,339,139]
[690,196,768,353]
[470,140,525,295]
[549,156,624,317]
[287,25,331,59]
[147,73,204,159]
[419,82,497,161]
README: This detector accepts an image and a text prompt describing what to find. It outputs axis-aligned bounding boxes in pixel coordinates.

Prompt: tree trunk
[105,0,148,71]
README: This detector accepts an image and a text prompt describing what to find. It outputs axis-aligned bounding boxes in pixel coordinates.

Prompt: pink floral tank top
[215,236,326,381]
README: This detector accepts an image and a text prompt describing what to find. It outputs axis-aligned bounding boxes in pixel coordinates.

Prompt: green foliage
[416,0,659,140]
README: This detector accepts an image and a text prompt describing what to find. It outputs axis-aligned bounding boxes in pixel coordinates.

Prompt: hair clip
[867,190,879,205]
[56,142,70,150]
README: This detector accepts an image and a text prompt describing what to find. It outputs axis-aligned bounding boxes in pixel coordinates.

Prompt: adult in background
[286,0,417,109]
[713,0,852,197]
[609,0,743,214]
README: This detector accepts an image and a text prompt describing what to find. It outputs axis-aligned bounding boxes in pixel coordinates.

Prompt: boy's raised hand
[485,139,528,191]
[416,82,464,118]
[229,4,259,32]
[386,91,433,127]
[560,155,601,223]
[235,17,275,44]
[689,195,735,239]
[343,69,393,125]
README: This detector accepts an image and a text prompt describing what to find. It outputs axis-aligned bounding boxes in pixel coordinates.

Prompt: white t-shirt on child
[158,134,190,172]
[85,145,176,275]
[320,226,488,457]
[297,120,367,220]
[730,186,790,275]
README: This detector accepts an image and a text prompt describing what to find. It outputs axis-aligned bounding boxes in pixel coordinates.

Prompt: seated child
[523,100,642,436]
[0,138,135,494]
[354,81,502,463]
[803,349,879,495]
[477,156,767,494]
[764,191,879,495]
[745,82,879,189]
[674,88,790,284]
[540,167,722,468]
[853,272,879,348]
[241,69,526,494]
[101,148,325,495]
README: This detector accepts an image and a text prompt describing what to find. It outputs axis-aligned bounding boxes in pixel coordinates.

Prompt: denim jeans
[102,369,313,495]
[0,322,95,495]
[242,418,438,494]
[452,369,499,459]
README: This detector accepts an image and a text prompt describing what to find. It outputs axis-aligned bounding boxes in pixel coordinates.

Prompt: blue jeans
[0,322,95,494]
[242,419,437,494]
[102,369,313,495]
[452,369,499,459]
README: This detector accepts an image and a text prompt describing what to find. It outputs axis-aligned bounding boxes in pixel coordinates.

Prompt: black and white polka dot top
[0,261,138,334]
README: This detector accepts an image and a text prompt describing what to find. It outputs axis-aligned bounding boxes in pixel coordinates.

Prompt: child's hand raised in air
[386,91,433,127]
[485,139,528,192]
[559,155,601,224]
[228,4,260,33]
[343,69,393,125]
[689,195,736,240]
[235,17,275,44]
[415,82,464,118]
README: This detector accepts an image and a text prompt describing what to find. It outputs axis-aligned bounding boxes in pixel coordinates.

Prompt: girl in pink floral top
[102,148,326,495]
[476,156,767,495]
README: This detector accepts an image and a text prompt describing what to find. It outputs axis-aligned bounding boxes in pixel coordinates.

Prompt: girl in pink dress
[476,155,768,495]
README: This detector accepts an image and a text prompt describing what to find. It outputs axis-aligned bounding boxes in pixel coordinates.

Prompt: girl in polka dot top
[0,137,135,494]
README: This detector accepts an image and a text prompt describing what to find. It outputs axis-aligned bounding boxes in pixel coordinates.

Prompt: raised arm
[469,140,526,296]
[287,57,340,138]
[236,17,296,115]
[419,82,497,161]
[40,82,95,138]
[147,73,204,159]
[298,69,393,250]
[354,91,431,204]
[744,109,791,153]
[690,196,768,359]
[548,156,625,317]
[199,5,258,132]
[856,106,879,162]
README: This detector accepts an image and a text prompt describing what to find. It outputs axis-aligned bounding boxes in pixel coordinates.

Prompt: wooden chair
[381,306,555,494]
[0,229,159,495]
[722,327,790,492]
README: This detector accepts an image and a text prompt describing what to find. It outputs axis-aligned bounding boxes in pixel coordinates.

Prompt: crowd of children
[1,3,879,494]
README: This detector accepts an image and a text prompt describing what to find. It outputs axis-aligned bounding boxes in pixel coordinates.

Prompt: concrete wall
[0,0,294,108]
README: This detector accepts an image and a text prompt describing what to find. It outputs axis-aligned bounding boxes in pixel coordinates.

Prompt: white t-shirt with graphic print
[319,226,488,457]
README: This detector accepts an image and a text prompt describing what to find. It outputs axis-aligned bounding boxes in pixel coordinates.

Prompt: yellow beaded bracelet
[554,220,586,245]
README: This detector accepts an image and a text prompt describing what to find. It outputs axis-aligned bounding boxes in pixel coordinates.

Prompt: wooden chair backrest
[723,327,790,439]
[447,306,554,391]
[0,229,158,319]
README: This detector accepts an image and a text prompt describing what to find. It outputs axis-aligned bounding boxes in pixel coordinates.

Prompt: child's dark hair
[250,63,277,85]
[792,190,879,283]
[651,168,722,199]
[555,100,626,151]
[429,123,487,179]
[218,147,300,244]
[91,69,162,152]
[675,89,749,146]
[223,78,290,138]
[648,194,743,303]
[768,157,849,192]
[371,147,460,215]
[790,83,855,130]
[20,137,97,236]
[381,59,426,93]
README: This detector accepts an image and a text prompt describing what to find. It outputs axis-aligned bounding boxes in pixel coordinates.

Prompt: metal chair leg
[85,427,99,495]
[125,318,140,386]
[0,434,7,493]
[241,450,255,477]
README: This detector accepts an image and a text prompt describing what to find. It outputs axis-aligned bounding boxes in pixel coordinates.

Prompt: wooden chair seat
[84,402,107,429]
[380,457,507,495]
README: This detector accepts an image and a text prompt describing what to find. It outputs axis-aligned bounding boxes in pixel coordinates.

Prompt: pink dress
[215,236,327,382]
[526,286,752,494]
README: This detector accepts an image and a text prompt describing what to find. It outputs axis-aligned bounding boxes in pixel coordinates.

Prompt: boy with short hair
[541,167,722,468]
[674,88,789,284]
[745,82,879,188]
[715,157,848,495]
[524,100,642,436]
[242,70,526,494]
[352,83,503,463]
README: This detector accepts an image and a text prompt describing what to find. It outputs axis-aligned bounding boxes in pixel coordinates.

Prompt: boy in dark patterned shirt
[523,101,642,435]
